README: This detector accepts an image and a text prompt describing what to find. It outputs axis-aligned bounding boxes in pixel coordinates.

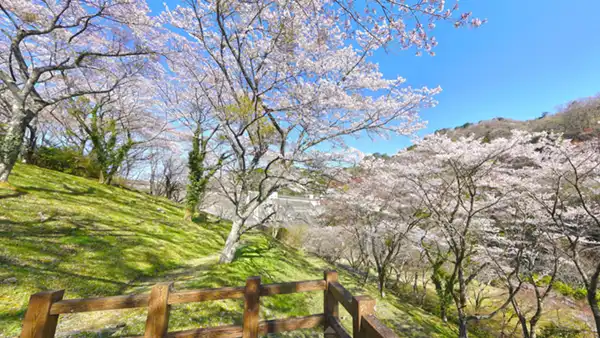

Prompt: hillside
[436,95,600,141]
[0,164,460,337]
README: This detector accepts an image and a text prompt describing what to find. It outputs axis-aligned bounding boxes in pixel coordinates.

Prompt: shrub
[539,323,582,338]
[573,288,587,300]
[275,225,308,247]
[34,146,101,178]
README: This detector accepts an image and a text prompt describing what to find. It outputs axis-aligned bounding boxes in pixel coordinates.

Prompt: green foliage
[539,323,583,338]
[34,146,101,178]
[406,144,418,151]
[552,281,588,300]
[68,100,135,185]
[185,124,224,220]
[458,122,472,129]
[275,225,308,247]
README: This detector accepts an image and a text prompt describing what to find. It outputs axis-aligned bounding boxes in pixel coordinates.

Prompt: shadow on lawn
[0,214,223,298]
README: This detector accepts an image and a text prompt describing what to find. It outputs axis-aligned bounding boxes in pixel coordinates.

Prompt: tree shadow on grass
[0,190,27,200]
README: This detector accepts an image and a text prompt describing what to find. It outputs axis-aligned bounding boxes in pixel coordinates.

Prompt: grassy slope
[1,164,459,337]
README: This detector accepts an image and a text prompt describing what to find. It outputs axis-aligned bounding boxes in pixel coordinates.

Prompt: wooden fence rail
[20,270,397,338]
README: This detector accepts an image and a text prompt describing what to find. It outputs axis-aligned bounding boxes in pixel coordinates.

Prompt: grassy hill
[0,164,460,337]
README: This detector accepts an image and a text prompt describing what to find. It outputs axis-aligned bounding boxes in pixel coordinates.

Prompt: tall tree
[391,133,532,338]
[66,84,166,184]
[165,0,482,263]
[0,0,166,181]
[324,159,424,296]
[521,135,600,336]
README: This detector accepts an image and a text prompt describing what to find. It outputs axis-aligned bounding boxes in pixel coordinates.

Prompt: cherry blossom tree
[164,0,482,263]
[154,79,227,221]
[323,159,425,296]
[388,133,535,338]
[0,0,167,182]
[485,193,563,338]
[520,135,600,335]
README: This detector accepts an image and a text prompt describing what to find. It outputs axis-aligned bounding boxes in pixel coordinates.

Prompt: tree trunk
[183,207,194,221]
[219,220,243,263]
[586,285,600,336]
[458,318,469,338]
[376,266,386,297]
[23,121,37,164]
[440,304,448,323]
[378,272,385,297]
[0,108,33,182]
[413,272,418,295]
[362,269,370,285]
[457,265,469,338]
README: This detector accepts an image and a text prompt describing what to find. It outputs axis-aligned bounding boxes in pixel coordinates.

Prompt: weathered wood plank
[144,282,172,338]
[20,290,64,338]
[50,294,149,315]
[168,287,245,305]
[328,315,351,338]
[362,315,398,338]
[260,280,326,296]
[258,314,325,334]
[163,315,325,338]
[324,270,339,335]
[352,296,375,338]
[328,282,354,316]
[242,276,260,338]
[166,324,242,338]
[49,280,325,315]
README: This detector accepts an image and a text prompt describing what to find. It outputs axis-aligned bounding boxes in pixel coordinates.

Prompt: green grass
[1,164,463,337]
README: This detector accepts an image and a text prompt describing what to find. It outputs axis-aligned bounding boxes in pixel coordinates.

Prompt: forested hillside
[436,95,600,141]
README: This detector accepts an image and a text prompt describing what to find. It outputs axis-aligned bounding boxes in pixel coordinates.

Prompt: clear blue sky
[150,1,600,154]
[352,0,600,154]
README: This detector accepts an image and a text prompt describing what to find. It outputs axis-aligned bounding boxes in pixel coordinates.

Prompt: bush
[34,146,101,179]
[539,323,582,338]
[573,288,587,300]
[551,281,589,300]
[275,225,308,247]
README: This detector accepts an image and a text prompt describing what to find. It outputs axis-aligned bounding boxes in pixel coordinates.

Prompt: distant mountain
[435,95,600,141]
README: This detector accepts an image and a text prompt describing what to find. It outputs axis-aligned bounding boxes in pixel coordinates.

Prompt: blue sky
[350,0,600,153]
[150,1,600,154]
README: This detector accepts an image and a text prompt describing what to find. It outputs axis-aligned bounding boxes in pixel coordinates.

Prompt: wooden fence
[19,270,397,338]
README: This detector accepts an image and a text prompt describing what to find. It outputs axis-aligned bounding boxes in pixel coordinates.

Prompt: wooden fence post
[352,295,375,338]
[324,270,339,337]
[242,276,261,338]
[20,290,65,338]
[144,282,173,338]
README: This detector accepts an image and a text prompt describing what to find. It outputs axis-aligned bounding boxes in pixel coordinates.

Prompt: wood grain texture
[329,282,354,316]
[168,287,245,304]
[242,276,260,338]
[260,279,326,296]
[162,315,325,338]
[166,324,243,338]
[50,294,149,314]
[324,270,339,334]
[352,296,375,338]
[362,315,399,338]
[144,282,173,338]
[50,280,325,314]
[20,290,64,338]
[328,315,352,338]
